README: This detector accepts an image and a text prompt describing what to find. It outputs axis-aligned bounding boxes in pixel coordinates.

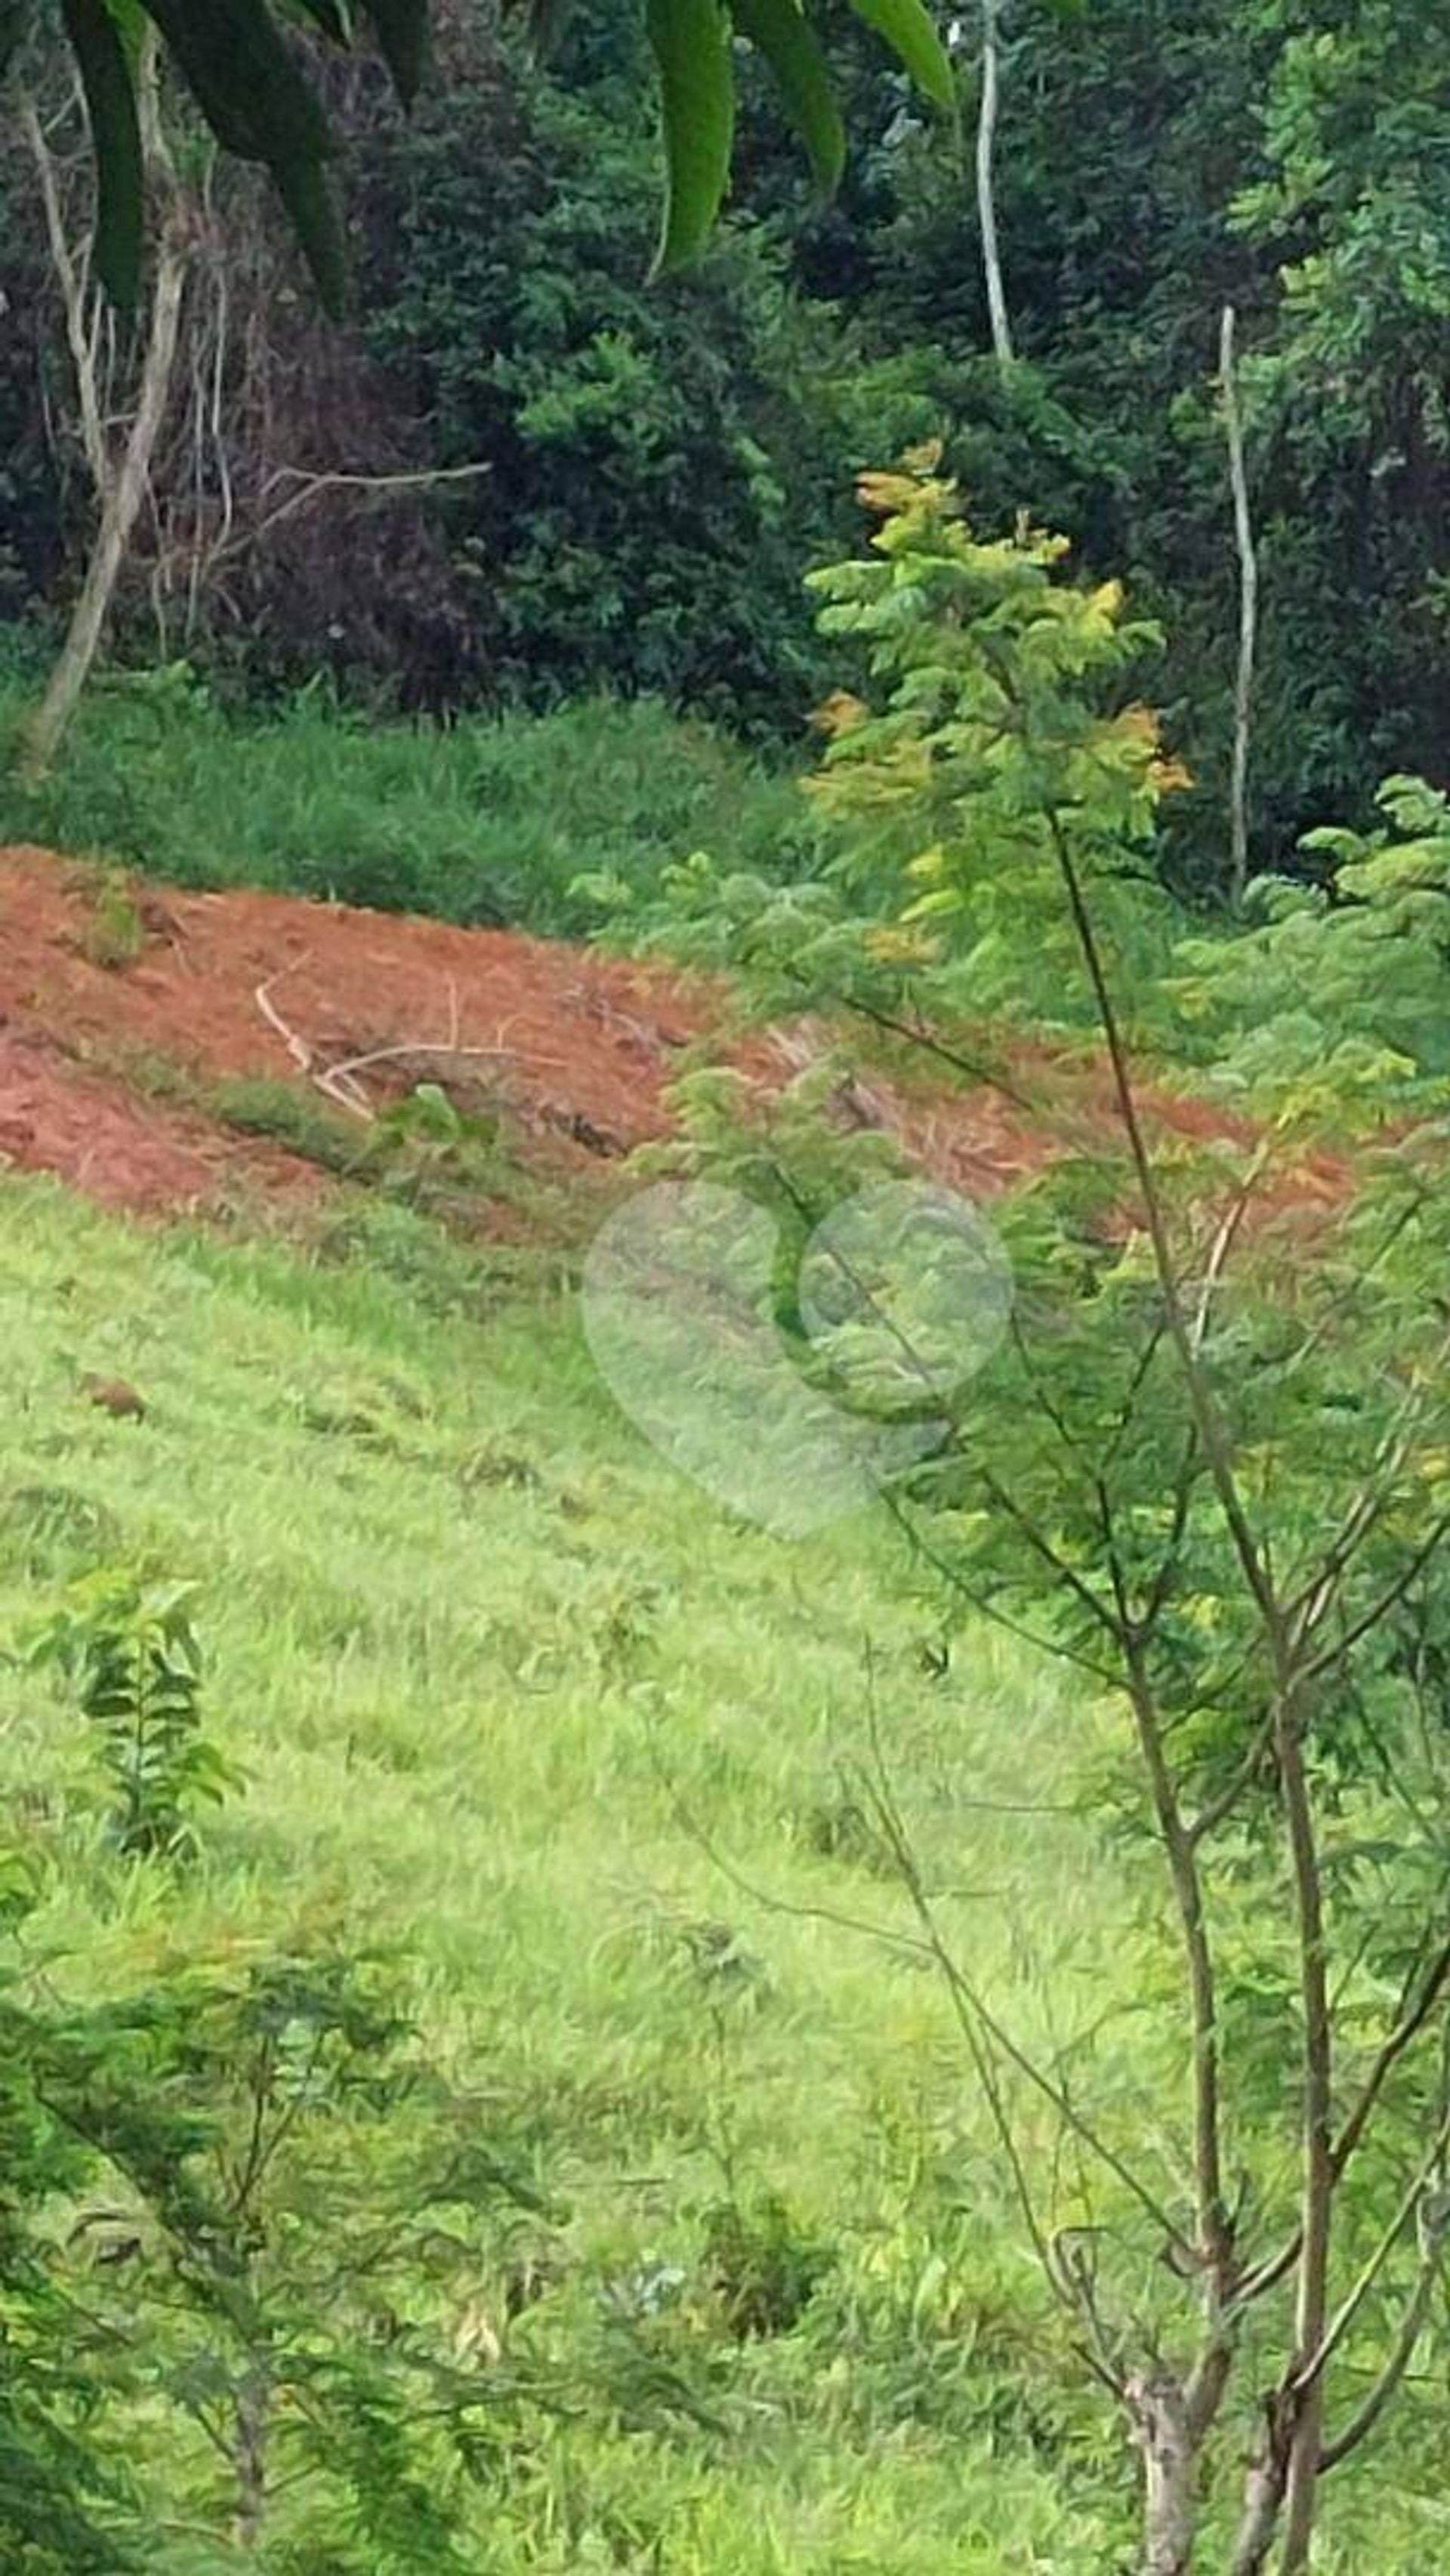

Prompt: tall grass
[0,1173,1434,2564]
[0,652,819,936]
[0,1170,1131,2568]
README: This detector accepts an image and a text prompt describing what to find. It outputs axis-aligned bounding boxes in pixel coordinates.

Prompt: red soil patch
[0,844,1344,1229]
[0,844,1060,1221]
[0,846,721,1214]
[0,1028,319,1215]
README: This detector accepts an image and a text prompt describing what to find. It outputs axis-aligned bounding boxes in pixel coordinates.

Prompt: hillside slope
[0,844,1054,1222]
[0,1162,1134,2570]
[0,845,1421,2567]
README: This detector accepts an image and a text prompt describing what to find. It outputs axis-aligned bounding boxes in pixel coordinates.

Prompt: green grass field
[0,1174,1439,2568]
[0,1170,1129,2569]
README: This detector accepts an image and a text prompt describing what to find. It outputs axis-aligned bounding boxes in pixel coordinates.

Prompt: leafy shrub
[697,2192,834,2340]
[20,1573,239,1856]
[359,22,906,733]
[649,456,1450,2565]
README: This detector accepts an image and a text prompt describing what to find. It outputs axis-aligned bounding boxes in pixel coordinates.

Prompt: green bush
[0,661,818,935]
[357,20,911,733]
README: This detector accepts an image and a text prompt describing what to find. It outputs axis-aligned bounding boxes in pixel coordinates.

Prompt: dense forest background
[4,0,1448,899]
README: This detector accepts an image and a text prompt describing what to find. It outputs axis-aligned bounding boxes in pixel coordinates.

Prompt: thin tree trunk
[1229,2416,1288,2576]
[19,226,185,779]
[1276,1698,1332,2569]
[19,83,107,486]
[232,2363,270,2547]
[977,0,1013,369]
[1129,2366,1198,2576]
[18,35,189,782]
[1220,304,1258,909]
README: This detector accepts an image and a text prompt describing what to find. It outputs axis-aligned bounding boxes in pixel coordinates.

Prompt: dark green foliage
[697,2190,833,2337]
[359,27,909,730]
[0,1893,548,2568]
[656,476,1450,2558]
[758,0,1450,895]
[60,0,143,311]
[33,0,952,315]
[0,665,816,933]
[8,0,1450,874]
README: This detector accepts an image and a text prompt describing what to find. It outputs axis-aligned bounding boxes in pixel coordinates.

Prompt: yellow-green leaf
[848,0,956,110]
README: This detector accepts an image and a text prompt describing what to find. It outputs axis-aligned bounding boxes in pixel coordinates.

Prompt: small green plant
[697,2191,833,2340]
[208,1074,362,1172]
[660,459,1450,2568]
[362,1080,503,1214]
[78,865,144,972]
[21,1572,239,1857]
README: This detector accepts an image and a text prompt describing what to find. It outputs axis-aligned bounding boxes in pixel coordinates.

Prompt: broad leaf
[140,0,344,308]
[63,0,145,311]
[732,0,845,198]
[271,145,348,316]
[847,0,956,110]
[646,0,735,273]
[359,0,429,105]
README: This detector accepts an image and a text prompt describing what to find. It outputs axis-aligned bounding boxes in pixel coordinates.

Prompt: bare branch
[857,1680,1192,2257]
[1123,1642,1235,2303]
[1331,1936,1450,2185]
[976,0,1014,369]
[1292,2104,1450,2402]
[879,1486,1121,1683]
[1318,2249,1442,2471]
[1299,1517,1450,1690]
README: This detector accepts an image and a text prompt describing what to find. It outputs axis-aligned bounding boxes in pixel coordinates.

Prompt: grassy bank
[0,661,816,937]
[0,1174,1438,2562]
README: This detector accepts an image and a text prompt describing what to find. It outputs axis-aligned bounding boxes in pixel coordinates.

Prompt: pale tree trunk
[18,86,107,486]
[976,0,1013,369]
[1220,304,1259,911]
[17,37,190,781]
[20,235,185,778]
[1129,2368,1200,2576]
[1230,2418,1288,2576]
[1276,1692,1333,2572]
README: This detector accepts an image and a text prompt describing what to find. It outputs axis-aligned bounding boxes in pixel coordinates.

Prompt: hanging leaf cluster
[0,0,958,314]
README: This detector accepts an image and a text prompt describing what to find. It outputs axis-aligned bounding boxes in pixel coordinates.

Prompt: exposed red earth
[0,844,1344,1228]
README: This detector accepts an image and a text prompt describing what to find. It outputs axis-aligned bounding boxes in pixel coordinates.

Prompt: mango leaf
[847,0,956,110]
[732,0,844,197]
[359,0,429,104]
[299,0,353,39]
[63,0,145,311]
[646,0,735,273]
[171,0,333,165]
[270,148,348,316]
[138,0,270,153]
[140,0,344,307]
